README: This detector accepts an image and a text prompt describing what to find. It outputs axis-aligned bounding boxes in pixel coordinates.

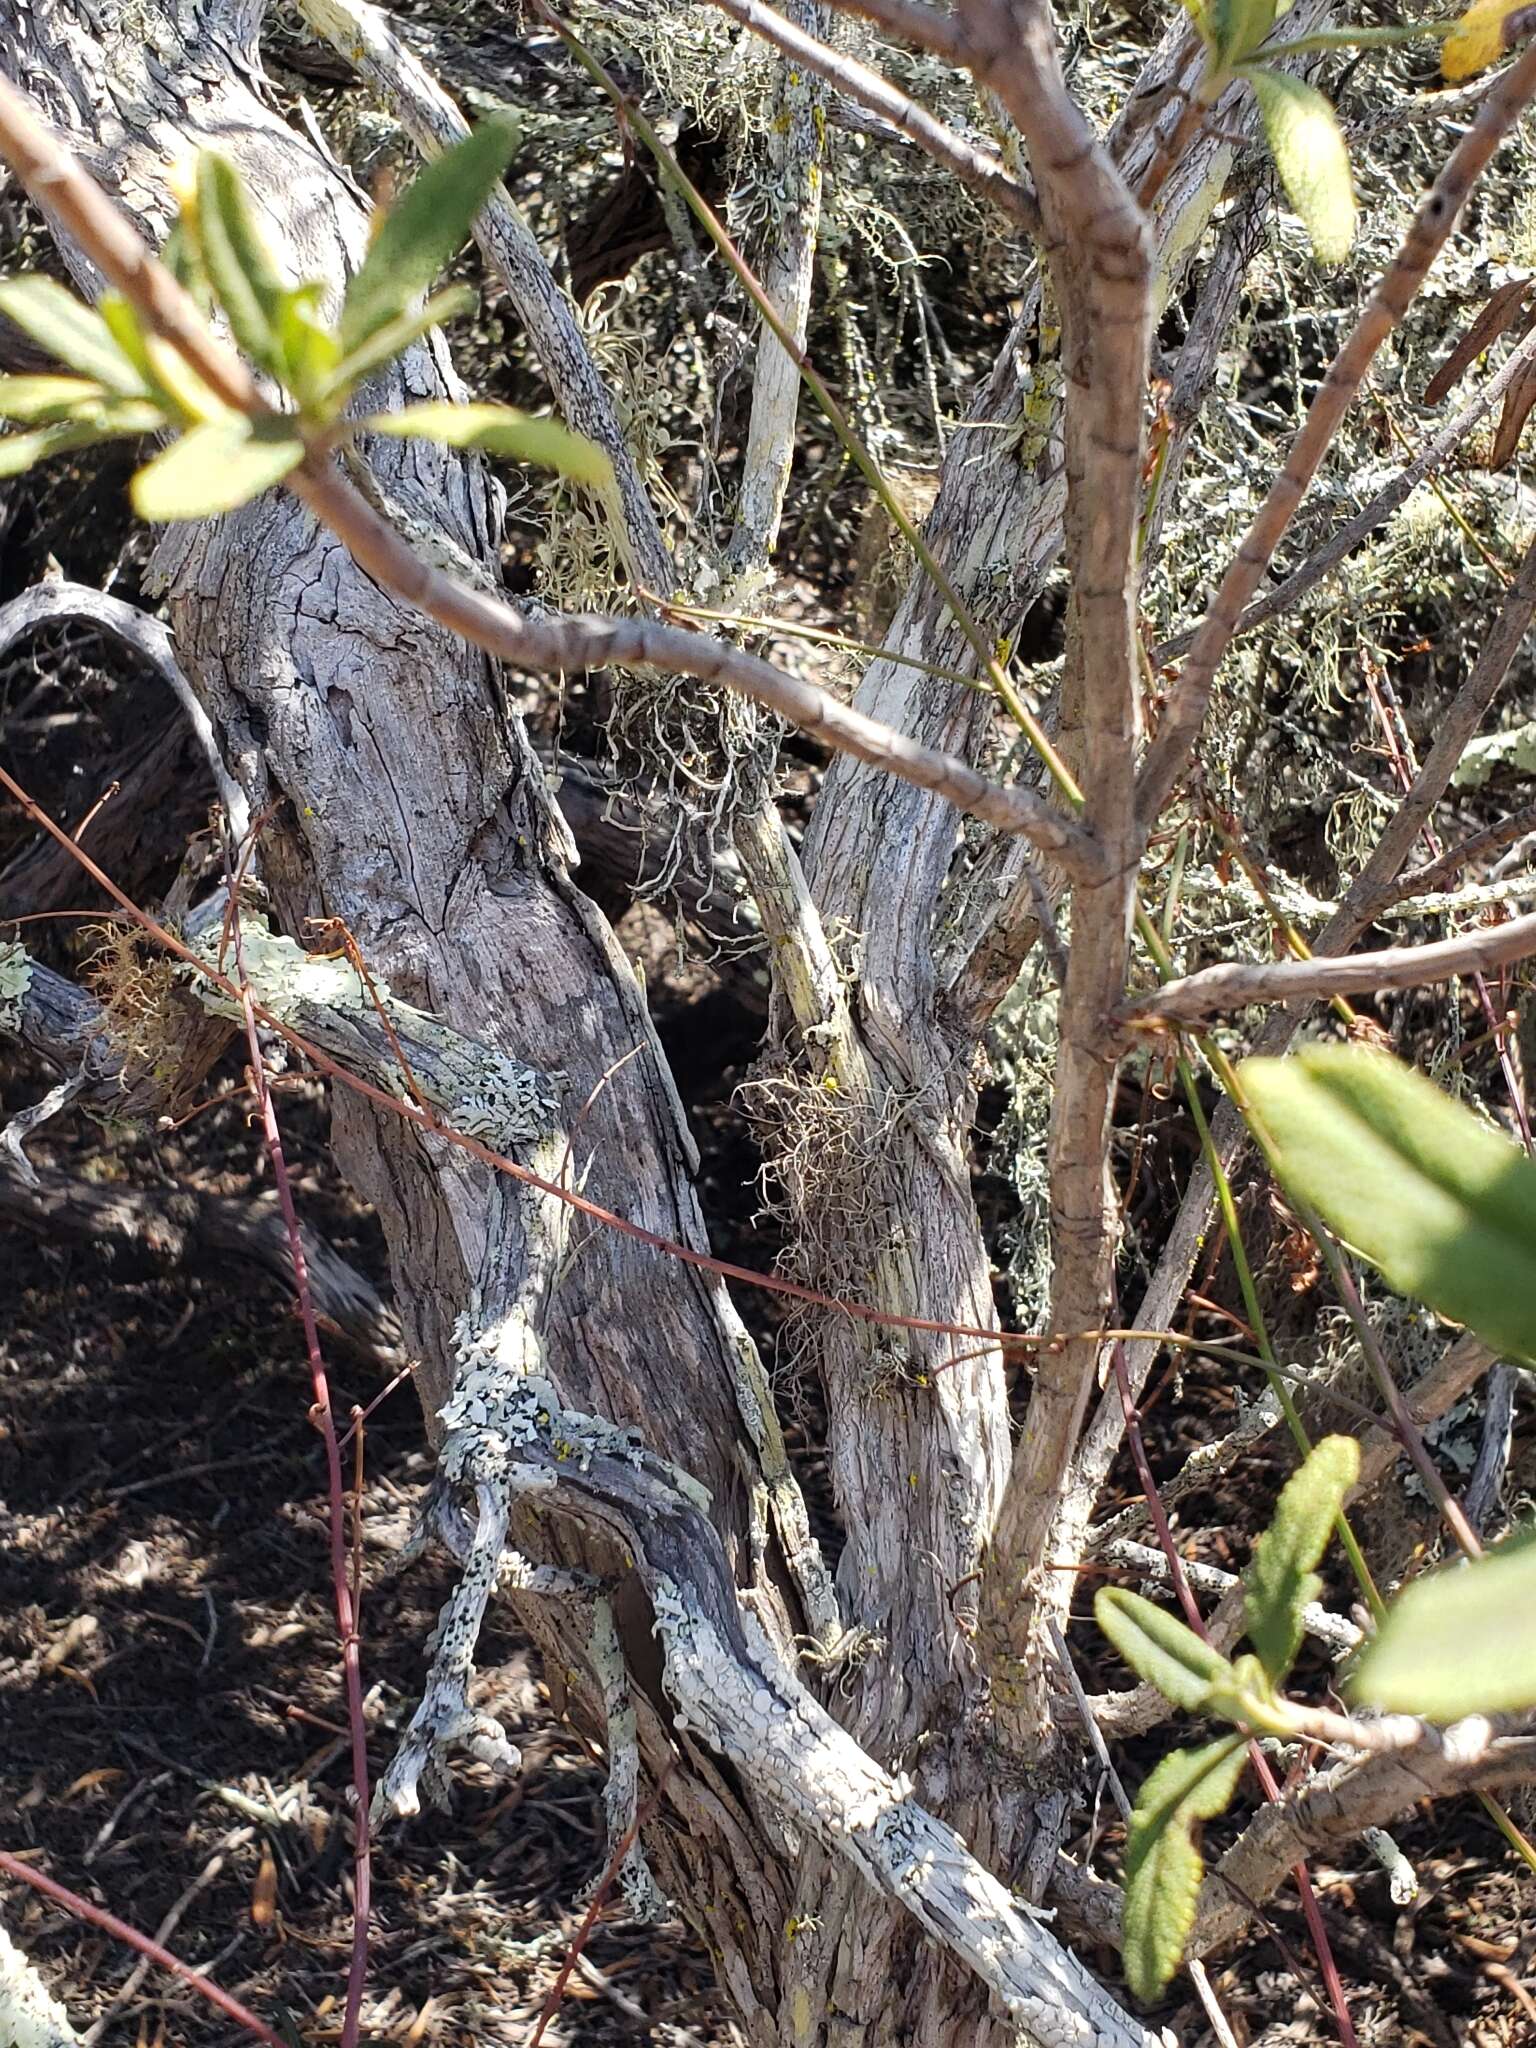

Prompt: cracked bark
[0,4,1159,2040]
[0,0,818,2026]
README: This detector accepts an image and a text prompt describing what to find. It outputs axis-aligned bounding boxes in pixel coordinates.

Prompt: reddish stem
[231,920,372,2048]
[0,1847,283,2047]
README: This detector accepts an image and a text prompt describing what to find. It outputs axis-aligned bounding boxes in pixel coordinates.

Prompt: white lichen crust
[187,918,557,1150]
[382,1302,1165,2048]
[0,940,32,1033]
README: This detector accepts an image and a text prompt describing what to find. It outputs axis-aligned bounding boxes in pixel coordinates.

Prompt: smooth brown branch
[1121,907,1536,1031]
[821,0,968,62]
[0,68,1098,881]
[1136,42,1536,834]
[705,0,1042,231]
[951,0,1154,1737]
[293,464,1100,872]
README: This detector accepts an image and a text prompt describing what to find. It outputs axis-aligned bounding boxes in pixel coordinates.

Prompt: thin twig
[1137,43,1536,831]
[1120,904,1536,1029]
[229,925,373,2048]
[1152,321,1536,667]
[0,1849,283,2048]
[705,0,1041,230]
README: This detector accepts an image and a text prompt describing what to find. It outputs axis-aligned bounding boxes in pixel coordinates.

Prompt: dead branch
[0,1161,404,1365]
[1120,905,1536,1030]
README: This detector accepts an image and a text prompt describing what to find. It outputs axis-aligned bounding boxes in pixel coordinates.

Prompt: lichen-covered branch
[391,1286,1168,2048]
[0,1922,79,2048]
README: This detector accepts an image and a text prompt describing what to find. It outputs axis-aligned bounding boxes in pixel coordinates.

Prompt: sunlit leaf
[0,419,127,476]
[0,374,111,423]
[327,285,476,398]
[363,400,614,487]
[1442,0,1536,78]
[1351,1524,1536,1717]
[96,296,228,425]
[1123,1736,1248,2001]
[1248,68,1356,263]
[1173,0,1216,50]
[195,151,290,378]
[272,283,341,409]
[1212,0,1279,64]
[0,276,145,393]
[1240,1045,1536,1364]
[1094,1587,1237,1711]
[130,416,304,521]
[160,218,212,311]
[338,116,521,355]
[1244,1435,1359,1680]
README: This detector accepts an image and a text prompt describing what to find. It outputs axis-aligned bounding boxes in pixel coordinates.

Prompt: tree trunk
[0,1,834,2027]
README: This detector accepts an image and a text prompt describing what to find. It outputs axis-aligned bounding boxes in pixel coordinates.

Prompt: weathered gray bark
[0,6,1159,2043]
[750,16,1333,2030]
[0,0,823,2022]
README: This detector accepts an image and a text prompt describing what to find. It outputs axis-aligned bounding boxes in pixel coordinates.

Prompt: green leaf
[160,219,212,311]
[326,285,476,398]
[363,400,614,488]
[0,276,145,394]
[0,374,111,423]
[0,393,168,474]
[1351,1523,1536,1717]
[1123,1736,1248,2001]
[271,284,342,410]
[0,421,109,477]
[1247,68,1356,263]
[130,416,304,521]
[1095,1587,1237,1711]
[96,296,227,425]
[1240,1044,1536,1365]
[1174,0,1216,51]
[1200,1650,1288,1733]
[195,151,290,379]
[338,116,521,356]
[1212,0,1279,64]
[1243,1435,1359,1680]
